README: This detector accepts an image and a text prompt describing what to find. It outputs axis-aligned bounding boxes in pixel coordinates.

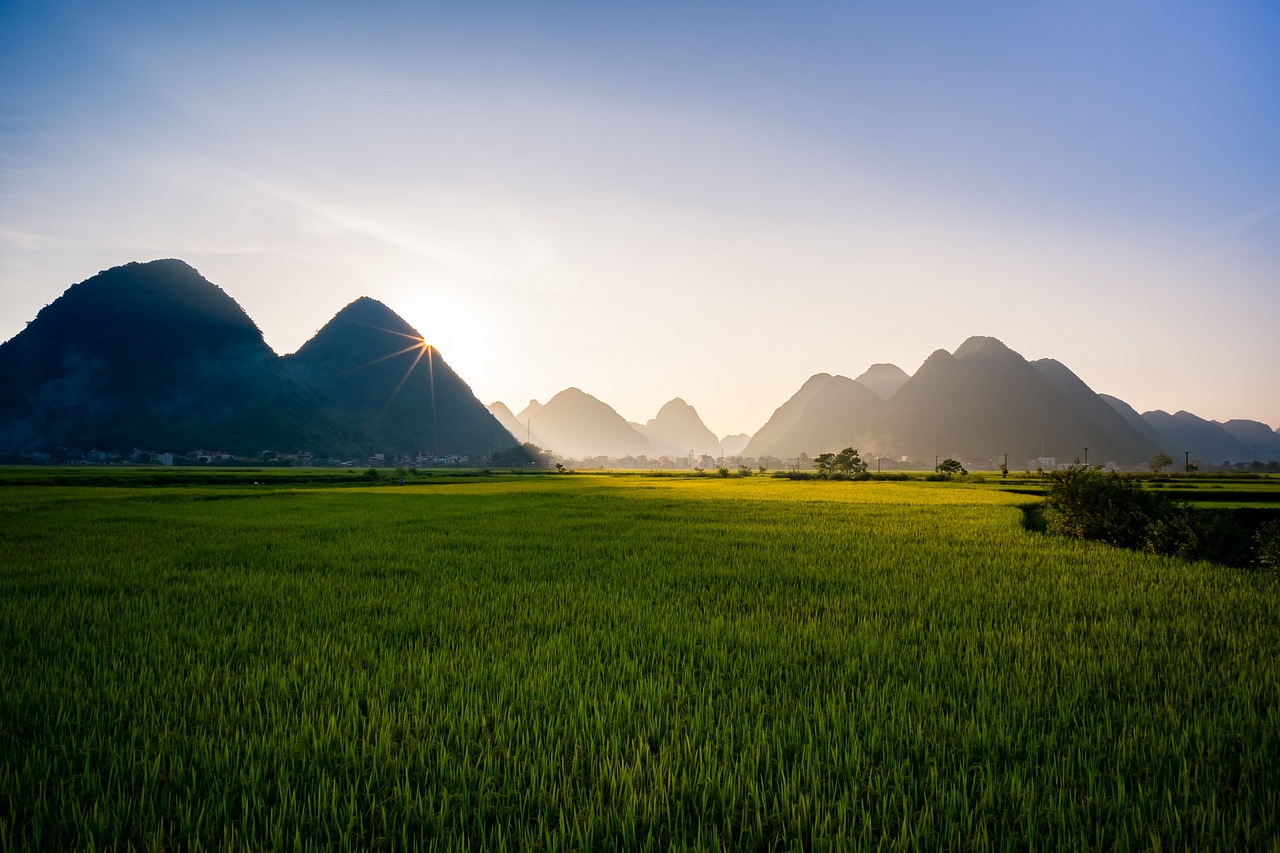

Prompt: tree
[813,452,836,478]
[835,447,868,476]
[491,442,553,468]
[1149,452,1173,474]
[937,458,966,479]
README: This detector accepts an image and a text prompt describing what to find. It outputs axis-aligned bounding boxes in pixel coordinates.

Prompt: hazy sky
[3,1,1278,437]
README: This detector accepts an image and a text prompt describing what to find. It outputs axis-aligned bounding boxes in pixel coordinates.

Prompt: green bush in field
[1257,520,1280,572]
[1043,464,1271,567]
[1043,464,1170,548]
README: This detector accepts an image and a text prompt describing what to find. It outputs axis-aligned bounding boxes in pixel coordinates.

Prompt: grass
[2,475,1278,850]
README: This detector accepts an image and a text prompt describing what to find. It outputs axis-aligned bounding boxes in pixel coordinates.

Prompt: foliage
[490,442,553,468]
[1149,452,1174,474]
[2,477,1279,849]
[1042,464,1272,567]
[1256,520,1280,572]
[937,458,967,479]
[812,447,867,479]
[835,447,867,476]
[1143,507,1251,566]
[1043,464,1171,549]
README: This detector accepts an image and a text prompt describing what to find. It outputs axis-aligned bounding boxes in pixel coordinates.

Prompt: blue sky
[3,1,1278,436]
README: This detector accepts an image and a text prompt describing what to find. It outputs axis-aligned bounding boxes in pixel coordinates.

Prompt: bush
[1144,507,1251,567]
[1042,465,1170,550]
[1042,464,1270,569]
[1256,521,1280,573]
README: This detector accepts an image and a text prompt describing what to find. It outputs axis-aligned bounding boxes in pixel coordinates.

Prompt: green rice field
[2,474,1278,850]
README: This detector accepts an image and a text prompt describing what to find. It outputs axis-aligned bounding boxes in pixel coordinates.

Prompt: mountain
[1215,419,1280,460]
[865,337,1158,466]
[518,388,651,458]
[1099,393,1166,446]
[854,363,910,400]
[743,374,883,460]
[507,400,545,447]
[283,297,512,457]
[741,374,836,459]
[487,401,524,442]
[720,433,751,456]
[1031,359,1162,461]
[1139,410,1250,464]
[639,398,722,457]
[0,259,339,455]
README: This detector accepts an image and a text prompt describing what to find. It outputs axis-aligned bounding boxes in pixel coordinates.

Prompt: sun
[347,324,436,420]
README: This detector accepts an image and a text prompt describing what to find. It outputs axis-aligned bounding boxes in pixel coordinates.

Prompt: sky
[2,0,1278,438]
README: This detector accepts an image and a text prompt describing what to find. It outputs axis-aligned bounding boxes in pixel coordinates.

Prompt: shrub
[1042,465,1170,549]
[1256,521,1280,573]
[1144,507,1251,567]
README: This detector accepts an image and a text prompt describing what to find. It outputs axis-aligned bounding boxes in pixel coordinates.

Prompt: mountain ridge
[2,262,1274,466]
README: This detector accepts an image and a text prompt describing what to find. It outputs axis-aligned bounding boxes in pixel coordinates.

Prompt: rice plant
[1,476,1277,850]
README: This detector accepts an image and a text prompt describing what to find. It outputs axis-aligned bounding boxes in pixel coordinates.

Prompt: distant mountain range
[486,391,725,460]
[2,260,1276,466]
[736,336,1279,467]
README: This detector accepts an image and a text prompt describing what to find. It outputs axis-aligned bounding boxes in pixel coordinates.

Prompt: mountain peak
[326,296,417,335]
[953,336,1017,360]
[643,397,720,456]
[854,363,910,400]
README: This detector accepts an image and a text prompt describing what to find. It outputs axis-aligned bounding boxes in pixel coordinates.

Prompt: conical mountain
[1215,419,1280,460]
[506,400,545,446]
[720,434,751,456]
[487,401,524,443]
[1031,359,1161,462]
[868,337,1155,466]
[854,363,910,400]
[742,373,835,459]
[522,388,651,458]
[642,398,722,457]
[743,374,883,459]
[1139,410,1250,464]
[283,297,513,457]
[0,259,337,454]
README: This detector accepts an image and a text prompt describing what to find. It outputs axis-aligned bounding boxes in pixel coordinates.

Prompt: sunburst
[342,322,436,423]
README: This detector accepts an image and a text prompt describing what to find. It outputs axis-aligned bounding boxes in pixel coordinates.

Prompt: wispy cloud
[224,169,556,281]
[1203,200,1280,240]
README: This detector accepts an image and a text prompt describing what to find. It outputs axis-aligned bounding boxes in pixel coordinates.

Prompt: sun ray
[377,340,431,422]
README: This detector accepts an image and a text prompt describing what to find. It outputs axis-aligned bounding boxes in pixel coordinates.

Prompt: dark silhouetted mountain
[283,297,512,457]
[864,337,1160,466]
[639,398,721,457]
[1099,394,1166,447]
[1139,410,1250,463]
[720,433,751,457]
[854,363,910,400]
[1215,419,1280,460]
[0,259,340,454]
[520,388,651,458]
[744,374,883,459]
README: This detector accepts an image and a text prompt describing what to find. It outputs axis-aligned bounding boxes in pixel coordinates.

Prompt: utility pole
[934,454,939,473]
[1185,450,1190,474]
[1084,447,1089,466]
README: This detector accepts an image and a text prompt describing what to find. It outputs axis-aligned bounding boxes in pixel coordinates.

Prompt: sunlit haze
[3,1,1278,437]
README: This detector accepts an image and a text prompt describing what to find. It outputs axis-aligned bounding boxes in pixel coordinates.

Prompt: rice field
[1,475,1277,850]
